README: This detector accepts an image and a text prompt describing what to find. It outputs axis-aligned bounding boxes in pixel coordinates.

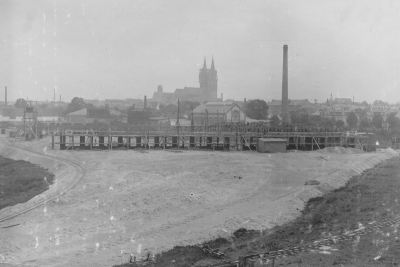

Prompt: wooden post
[236,129,239,151]
[238,256,246,267]
[213,136,215,151]
[147,131,150,149]
[51,133,55,149]
[311,137,313,151]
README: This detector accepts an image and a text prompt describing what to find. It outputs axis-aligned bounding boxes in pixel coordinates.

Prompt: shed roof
[67,108,87,116]
[193,102,241,114]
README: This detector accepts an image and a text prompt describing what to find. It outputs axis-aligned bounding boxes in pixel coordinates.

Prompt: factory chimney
[144,95,147,110]
[4,86,7,106]
[281,44,289,125]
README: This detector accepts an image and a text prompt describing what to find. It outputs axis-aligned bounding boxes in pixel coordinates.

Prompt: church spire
[202,57,207,69]
[211,57,215,70]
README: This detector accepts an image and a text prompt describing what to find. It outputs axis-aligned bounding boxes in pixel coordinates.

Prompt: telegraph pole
[177,98,180,147]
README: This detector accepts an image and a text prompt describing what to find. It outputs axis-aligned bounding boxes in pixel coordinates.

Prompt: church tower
[207,57,218,100]
[199,57,218,101]
[199,58,208,89]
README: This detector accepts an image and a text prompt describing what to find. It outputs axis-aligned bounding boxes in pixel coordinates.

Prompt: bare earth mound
[0,137,397,267]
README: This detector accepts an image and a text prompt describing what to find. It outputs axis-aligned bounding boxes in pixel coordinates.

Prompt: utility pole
[205,109,209,133]
[177,98,180,147]
[4,86,7,106]
[191,106,194,133]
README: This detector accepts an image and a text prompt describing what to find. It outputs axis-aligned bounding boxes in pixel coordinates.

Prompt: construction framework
[51,128,374,151]
[23,106,38,140]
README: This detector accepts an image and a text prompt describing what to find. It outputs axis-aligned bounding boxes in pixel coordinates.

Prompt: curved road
[0,138,85,223]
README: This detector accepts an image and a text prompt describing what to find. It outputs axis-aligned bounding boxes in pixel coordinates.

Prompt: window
[232,110,240,122]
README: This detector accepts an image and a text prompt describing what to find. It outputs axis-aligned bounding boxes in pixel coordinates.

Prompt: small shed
[257,138,287,153]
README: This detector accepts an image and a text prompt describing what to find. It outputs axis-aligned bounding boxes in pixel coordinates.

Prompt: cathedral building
[152,58,219,104]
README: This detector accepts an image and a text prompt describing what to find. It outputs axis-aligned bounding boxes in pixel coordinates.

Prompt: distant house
[170,118,191,127]
[65,106,125,124]
[65,108,92,124]
[331,98,353,105]
[371,101,391,115]
[192,102,246,126]
[322,109,347,124]
[37,116,60,123]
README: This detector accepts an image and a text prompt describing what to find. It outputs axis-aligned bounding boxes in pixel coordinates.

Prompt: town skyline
[2,0,400,103]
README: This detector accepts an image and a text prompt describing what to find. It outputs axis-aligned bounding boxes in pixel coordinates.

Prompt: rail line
[0,139,86,223]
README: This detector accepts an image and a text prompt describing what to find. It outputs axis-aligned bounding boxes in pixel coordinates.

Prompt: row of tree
[243,99,400,133]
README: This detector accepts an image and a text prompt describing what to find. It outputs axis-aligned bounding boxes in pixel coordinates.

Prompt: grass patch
[0,156,54,210]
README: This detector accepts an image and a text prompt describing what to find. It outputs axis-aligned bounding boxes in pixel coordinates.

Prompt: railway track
[0,139,86,223]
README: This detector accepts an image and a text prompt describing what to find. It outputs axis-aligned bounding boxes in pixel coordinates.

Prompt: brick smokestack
[281,44,289,124]
[4,86,7,106]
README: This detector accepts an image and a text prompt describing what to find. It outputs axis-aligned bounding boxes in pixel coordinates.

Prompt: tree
[87,106,111,119]
[14,98,27,108]
[346,112,358,129]
[180,101,200,116]
[359,118,371,130]
[270,115,280,127]
[290,108,309,125]
[372,113,383,130]
[320,118,335,129]
[335,120,345,129]
[159,104,178,115]
[387,112,400,133]
[244,99,269,120]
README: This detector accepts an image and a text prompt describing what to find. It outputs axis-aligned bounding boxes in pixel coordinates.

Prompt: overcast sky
[1,0,400,103]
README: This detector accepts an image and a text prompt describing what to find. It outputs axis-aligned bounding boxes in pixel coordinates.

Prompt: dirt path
[0,138,85,223]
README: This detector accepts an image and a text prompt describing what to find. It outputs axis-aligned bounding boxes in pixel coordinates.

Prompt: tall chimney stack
[281,44,289,124]
[4,86,7,106]
[144,95,147,110]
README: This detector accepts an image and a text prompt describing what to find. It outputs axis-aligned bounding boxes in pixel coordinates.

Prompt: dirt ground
[146,156,400,267]
[0,136,397,267]
[272,156,400,267]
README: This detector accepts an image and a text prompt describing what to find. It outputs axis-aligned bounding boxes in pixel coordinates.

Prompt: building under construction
[52,127,376,152]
